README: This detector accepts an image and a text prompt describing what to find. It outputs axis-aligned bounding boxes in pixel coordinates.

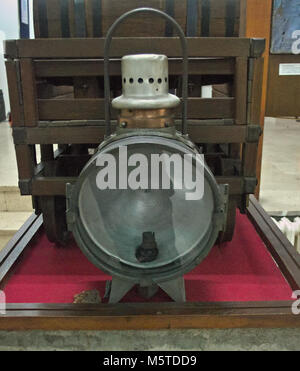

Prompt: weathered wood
[240,0,273,199]
[30,176,244,196]
[0,214,42,285]
[14,123,248,145]
[235,57,248,125]
[247,195,300,291]
[229,56,248,159]
[20,59,38,127]
[33,0,241,39]
[34,57,235,77]
[14,145,36,180]
[46,0,62,38]
[37,98,235,121]
[5,61,24,126]
[1,301,299,331]
[243,57,264,181]
[5,38,253,59]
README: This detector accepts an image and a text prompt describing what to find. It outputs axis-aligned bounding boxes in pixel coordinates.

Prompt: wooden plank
[0,215,43,283]
[18,123,247,145]
[37,98,235,121]
[5,61,24,126]
[243,57,264,179]
[20,59,38,127]
[0,214,38,266]
[46,0,62,38]
[234,57,248,125]
[4,300,295,312]
[247,195,300,291]
[14,145,35,180]
[229,56,248,161]
[0,302,300,331]
[32,0,242,40]
[249,57,264,124]
[34,57,235,77]
[11,38,252,59]
[240,0,273,198]
[100,0,187,38]
[31,176,244,196]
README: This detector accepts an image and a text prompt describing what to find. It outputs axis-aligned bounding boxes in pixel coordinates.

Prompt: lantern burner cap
[112,54,180,110]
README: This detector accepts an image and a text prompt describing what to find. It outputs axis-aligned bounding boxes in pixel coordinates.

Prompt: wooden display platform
[0,196,299,331]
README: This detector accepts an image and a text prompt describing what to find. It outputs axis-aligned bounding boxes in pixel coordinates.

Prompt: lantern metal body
[66,8,228,303]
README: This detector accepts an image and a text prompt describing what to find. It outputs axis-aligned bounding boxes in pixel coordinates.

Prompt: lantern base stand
[157,276,186,303]
[107,276,186,304]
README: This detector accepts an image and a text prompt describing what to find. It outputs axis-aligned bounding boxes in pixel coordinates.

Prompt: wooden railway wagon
[4,0,265,243]
[33,0,242,39]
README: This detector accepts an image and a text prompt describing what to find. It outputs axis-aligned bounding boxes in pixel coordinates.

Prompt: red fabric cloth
[4,211,293,303]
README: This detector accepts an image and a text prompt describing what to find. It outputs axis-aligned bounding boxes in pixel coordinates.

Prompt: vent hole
[158,78,162,84]
[165,77,168,82]
[123,78,126,84]
[129,78,134,84]
[138,78,144,84]
[149,78,154,84]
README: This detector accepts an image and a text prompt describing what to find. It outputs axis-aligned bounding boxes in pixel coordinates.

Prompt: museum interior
[0,0,299,351]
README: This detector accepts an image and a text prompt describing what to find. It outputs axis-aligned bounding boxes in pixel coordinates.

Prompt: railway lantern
[66,8,228,303]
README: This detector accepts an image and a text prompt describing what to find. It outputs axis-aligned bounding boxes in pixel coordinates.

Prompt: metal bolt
[120,122,128,128]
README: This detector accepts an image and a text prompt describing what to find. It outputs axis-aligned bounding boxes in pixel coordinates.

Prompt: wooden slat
[247,195,300,291]
[234,57,248,125]
[14,145,36,180]
[46,0,62,37]
[31,176,244,196]
[32,0,242,40]
[0,214,37,266]
[101,0,187,38]
[249,58,264,124]
[20,59,38,127]
[241,0,273,199]
[5,61,24,126]
[0,215,43,283]
[34,57,235,77]
[17,123,246,145]
[1,301,299,330]
[37,98,235,121]
[243,57,264,178]
[7,38,252,59]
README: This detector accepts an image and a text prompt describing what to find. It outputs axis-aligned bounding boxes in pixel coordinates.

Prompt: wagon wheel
[40,144,93,245]
[39,145,70,245]
[40,196,69,245]
[219,196,237,243]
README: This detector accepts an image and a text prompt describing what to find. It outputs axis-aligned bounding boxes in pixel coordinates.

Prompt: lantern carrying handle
[104,7,189,136]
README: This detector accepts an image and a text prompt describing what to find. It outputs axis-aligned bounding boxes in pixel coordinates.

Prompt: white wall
[0,0,34,117]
